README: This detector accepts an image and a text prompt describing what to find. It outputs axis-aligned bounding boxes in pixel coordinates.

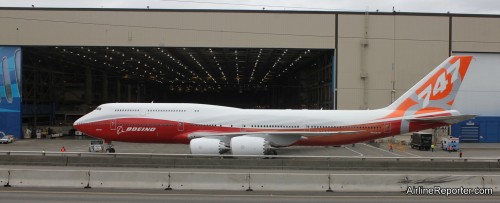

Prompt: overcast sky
[0,0,499,14]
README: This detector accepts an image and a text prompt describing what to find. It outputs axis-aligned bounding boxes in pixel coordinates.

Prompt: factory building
[0,8,499,142]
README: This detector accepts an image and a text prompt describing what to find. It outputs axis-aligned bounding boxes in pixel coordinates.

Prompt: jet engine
[230,136,273,155]
[189,138,229,155]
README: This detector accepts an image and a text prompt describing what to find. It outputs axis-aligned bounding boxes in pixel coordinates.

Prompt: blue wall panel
[0,47,22,139]
[451,116,500,143]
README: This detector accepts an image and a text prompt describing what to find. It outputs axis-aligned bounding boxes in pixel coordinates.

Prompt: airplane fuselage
[73,56,475,155]
[74,103,449,146]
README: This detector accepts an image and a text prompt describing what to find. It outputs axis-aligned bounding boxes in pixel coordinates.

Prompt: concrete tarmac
[1,137,500,158]
[0,188,498,203]
[3,164,500,175]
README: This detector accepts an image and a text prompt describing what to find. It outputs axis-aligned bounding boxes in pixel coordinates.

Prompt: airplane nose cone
[73,117,83,130]
[73,115,89,131]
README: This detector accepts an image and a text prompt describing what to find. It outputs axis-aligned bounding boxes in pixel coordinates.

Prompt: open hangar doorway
[21,46,334,133]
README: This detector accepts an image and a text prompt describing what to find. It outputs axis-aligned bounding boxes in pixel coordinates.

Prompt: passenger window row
[251,125,300,128]
[147,109,194,112]
[115,109,139,112]
[349,126,382,129]
[190,124,219,127]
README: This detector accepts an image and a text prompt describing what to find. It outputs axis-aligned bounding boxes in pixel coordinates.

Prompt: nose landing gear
[106,145,116,153]
[105,140,116,153]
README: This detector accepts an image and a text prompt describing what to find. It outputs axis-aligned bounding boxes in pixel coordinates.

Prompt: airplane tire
[105,147,116,153]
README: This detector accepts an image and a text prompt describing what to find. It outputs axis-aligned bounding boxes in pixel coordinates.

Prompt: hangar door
[451,52,500,143]
[459,125,479,143]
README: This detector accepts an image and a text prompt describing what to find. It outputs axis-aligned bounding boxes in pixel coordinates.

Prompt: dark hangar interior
[22,46,334,125]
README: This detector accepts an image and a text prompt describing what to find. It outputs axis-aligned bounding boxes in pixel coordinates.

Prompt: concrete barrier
[8,169,88,188]
[150,157,176,167]
[67,156,178,168]
[169,172,248,190]
[0,169,8,186]
[331,174,406,192]
[405,174,500,190]
[485,176,500,191]
[88,171,249,190]
[282,160,332,170]
[68,156,157,167]
[0,155,67,166]
[1,168,499,191]
[329,174,500,192]
[2,155,500,171]
[173,158,283,169]
[89,170,170,189]
[249,173,329,191]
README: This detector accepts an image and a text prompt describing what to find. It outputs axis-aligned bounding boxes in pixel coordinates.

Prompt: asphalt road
[0,188,498,203]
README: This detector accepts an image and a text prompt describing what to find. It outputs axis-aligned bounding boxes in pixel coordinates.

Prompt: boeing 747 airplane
[74,56,475,155]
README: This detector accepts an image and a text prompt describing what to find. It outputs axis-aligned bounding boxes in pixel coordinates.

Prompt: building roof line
[1,7,500,18]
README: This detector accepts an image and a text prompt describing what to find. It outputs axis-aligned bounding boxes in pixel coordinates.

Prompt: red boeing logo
[116,126,156,135]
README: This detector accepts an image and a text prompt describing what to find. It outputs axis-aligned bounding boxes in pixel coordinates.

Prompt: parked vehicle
[0,132,14,144]
[89,140,105,152]
[410,132,432,150]
[442,136,460,151]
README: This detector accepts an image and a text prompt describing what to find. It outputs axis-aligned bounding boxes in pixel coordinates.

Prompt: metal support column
[136,84,141,102]
[331,51,335,110]
[102,71,108,103]
[85,67,92,105]
[116,79,121,102]
[127,84,131,102]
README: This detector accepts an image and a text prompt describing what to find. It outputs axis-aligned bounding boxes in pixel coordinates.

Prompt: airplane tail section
[383,56,473,118]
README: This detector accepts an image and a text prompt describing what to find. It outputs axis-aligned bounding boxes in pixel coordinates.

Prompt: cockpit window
[96,107,102,111]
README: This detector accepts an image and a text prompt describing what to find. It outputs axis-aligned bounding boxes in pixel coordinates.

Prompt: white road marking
[361,143,402,157]
[352,144,386,157]
[344,146,364,157]
[396,149,421,157]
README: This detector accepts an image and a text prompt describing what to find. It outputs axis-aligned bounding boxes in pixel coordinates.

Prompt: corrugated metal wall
[1,9,500,111]
[1,9,500,141]
[451,117,500,143]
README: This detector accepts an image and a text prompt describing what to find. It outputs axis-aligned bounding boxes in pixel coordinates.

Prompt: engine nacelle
[230,136,272,155]
[190,138,229,155]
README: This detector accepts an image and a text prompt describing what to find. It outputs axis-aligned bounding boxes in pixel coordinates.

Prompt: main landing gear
[263,149,278,159]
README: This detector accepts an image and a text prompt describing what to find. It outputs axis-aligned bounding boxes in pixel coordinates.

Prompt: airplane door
[384,122,391,133]
[178,122,184,131]
[110,120,117,130]
[240,120,246,132]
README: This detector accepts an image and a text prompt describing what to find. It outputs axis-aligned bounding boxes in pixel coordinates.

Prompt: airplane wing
[407,115,476,124]
[188,130,363,139]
